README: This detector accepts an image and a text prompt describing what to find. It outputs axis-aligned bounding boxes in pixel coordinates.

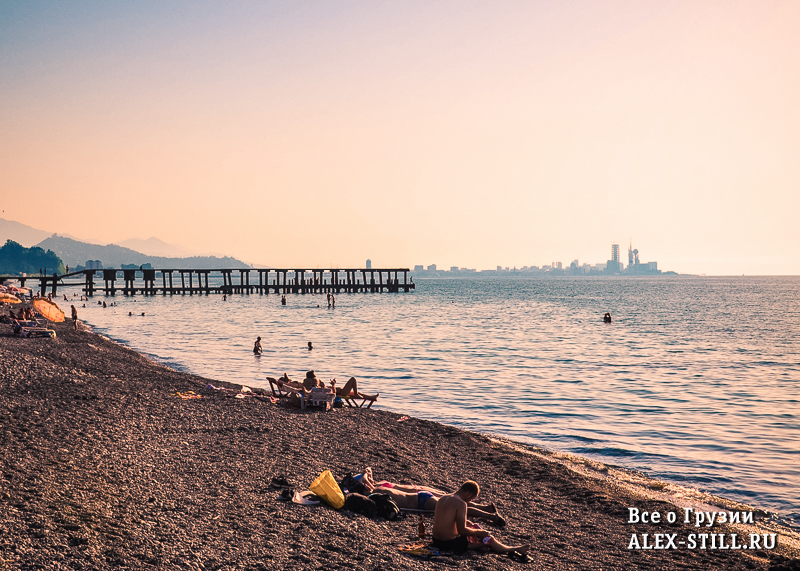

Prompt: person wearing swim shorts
[431,481,529,554]
[357,468,504,525]
[417,491,434,510]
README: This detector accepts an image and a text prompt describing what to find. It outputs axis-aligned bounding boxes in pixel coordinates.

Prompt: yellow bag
[309,470,345,509]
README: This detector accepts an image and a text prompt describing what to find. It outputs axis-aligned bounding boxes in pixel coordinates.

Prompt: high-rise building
[366,259,372,269]
[607,243,622,273]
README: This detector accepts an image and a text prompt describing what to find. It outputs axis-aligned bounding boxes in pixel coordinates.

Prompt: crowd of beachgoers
[1,318,798,570]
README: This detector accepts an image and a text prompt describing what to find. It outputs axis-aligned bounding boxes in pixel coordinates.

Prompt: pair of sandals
[271,475,295,500]
[270,475,294,488]
[507,550,532,563]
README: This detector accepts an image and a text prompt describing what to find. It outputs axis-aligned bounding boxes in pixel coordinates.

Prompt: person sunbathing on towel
[432,480,528,554]
[354,468,503,525]
[377,487,504,526]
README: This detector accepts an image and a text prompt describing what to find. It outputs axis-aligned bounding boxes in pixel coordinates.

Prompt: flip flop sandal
[271,476,293,488]
[507,550,532,563]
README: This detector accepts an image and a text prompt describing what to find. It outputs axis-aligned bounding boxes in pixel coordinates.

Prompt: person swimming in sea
[603,312,612,323]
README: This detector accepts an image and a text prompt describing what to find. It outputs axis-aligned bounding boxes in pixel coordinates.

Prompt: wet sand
[1,321,798,570]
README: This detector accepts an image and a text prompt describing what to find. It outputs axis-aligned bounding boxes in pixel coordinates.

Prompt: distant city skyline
[2,2,799,275]
[414,241,666,276]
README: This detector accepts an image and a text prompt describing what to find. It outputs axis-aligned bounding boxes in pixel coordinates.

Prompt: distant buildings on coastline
[413,241,673,278]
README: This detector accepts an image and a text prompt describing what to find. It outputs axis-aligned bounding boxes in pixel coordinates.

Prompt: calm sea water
[73,276,800,523]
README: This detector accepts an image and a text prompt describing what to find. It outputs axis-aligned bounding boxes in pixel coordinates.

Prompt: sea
[66,275,799,524]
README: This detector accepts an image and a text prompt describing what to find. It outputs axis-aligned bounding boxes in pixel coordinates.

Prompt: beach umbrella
[32,297,65,322]
[0,293,21,304]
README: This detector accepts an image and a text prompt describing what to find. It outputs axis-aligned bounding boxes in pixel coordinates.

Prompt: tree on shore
[0,240,66,275]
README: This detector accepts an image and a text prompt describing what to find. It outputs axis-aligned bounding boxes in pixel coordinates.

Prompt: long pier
[1,268,415,297]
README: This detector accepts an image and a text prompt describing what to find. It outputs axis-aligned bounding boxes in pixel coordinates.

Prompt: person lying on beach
[432,480,529,555]
[350,468,503,524]
[378,487,504,526]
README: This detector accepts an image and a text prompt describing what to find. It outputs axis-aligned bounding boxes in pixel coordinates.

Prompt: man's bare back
[432,493,467,541]
[431,481,530,555]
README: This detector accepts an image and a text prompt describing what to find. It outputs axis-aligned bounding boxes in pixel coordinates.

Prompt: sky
[1,1,799,275]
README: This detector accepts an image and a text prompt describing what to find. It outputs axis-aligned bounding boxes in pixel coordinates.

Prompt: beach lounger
[16,326,56,338]
[340,393,378,409]
[266,377,307,410]
[309,388,335,411]
[12,319,56,338]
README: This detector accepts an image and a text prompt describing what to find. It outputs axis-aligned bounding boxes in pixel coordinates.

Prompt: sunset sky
[2,1,799,274]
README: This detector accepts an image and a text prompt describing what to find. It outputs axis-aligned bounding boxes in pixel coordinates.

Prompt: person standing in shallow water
[603,312,612,323]
[253,337,262,355]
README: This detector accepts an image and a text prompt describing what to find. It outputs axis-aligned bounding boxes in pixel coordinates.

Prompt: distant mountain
[35,235,250,270]
[0,218,51,247]
[117,237,198,258]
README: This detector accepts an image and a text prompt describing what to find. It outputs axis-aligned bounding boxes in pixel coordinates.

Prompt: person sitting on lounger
[432,480,529,555]
[329,376,378,401]
[272,373,310,394]
[302,371,378,402]
[265,373,320,408]
[302,370,329,390]
[269,372,330,398]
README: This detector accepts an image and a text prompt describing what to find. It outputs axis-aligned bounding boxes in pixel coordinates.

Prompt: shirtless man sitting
[432,480,529,555]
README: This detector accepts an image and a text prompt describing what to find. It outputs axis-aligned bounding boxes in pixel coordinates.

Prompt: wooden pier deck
[1,268,415,296]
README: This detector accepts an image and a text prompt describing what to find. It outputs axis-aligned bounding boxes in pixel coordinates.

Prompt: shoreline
[1,321,798,570]
[93,322,800,531]
[87,319,800,528]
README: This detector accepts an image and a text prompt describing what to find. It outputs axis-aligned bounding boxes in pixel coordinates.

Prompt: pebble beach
[1,321,799,570]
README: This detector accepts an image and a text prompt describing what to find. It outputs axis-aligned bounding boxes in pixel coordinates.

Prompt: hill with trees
[0,240,65,276]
